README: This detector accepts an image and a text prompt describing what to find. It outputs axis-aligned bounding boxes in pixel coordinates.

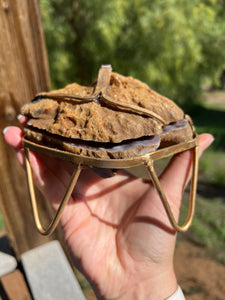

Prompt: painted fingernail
[201,134,215,152]
[2,126,12,135]
[17,114,27,125]
[206,134,215,146]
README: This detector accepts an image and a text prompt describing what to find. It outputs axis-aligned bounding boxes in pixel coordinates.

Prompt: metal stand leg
[145,145,199,232]
[24,147,82,235]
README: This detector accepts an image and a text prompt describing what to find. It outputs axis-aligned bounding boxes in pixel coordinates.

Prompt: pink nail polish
[2,126,12,135]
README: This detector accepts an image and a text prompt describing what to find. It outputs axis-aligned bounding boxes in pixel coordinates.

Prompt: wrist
[166,286,185,299]
[106,268,177,300]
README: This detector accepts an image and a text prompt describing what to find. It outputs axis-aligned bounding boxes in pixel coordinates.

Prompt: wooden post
[0,0,64,256]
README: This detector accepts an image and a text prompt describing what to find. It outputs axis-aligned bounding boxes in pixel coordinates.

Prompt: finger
[3,126,94,195]
[17,114,27,126]
[160,133,214,202]
[3,126,70,201]
[3,126,25,166]
[3,126,24,150]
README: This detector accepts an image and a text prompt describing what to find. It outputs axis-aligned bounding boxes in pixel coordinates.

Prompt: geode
[21,65,194,159]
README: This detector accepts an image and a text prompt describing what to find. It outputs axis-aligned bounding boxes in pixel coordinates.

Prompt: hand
[3,121,213,300]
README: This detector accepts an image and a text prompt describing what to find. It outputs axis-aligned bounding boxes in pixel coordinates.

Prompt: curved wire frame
[24,145,82,235]
[23,135,199,235]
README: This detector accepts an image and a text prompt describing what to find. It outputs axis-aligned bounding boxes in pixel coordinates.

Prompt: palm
[40,157,177,297]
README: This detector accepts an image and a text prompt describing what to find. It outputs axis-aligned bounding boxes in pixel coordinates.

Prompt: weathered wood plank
[0,0,64,256]
[1,269,31,300]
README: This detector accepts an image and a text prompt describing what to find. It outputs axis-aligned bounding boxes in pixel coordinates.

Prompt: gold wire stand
[23,65,199,235]
[23,135,199,235]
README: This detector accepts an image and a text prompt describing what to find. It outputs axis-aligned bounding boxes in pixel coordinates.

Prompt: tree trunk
[0,0,64,256]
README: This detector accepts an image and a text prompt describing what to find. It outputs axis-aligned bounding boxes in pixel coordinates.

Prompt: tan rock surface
[21,72,185,143]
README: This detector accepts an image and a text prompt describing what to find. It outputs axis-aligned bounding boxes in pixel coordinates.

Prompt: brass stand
[23,65,199,235]
[23,135,199,235]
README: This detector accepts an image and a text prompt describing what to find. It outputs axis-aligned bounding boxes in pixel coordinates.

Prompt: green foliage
[190,92,225,186]
[0,211,5,230]
[200,150,225,186]
[40,0,225,107]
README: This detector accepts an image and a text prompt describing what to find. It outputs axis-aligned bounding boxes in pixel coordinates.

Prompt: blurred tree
[40,0,225,107]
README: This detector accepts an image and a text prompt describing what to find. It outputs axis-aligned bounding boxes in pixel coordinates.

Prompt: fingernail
[17,114,23,120]
[206,134,215,146]
[201,134,215,151]
[2,126,12,135]
[17,114,27,125]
